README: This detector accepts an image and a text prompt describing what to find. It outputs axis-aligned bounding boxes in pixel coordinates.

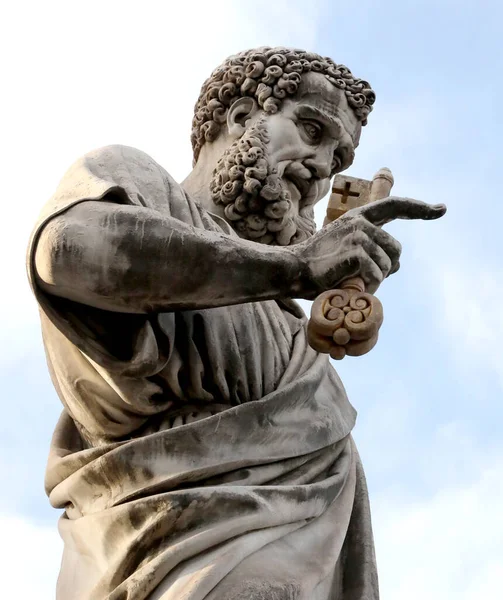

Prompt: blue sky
[1,0,502,597]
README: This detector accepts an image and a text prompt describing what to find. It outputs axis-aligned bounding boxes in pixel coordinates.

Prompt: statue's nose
[303,156,331,180]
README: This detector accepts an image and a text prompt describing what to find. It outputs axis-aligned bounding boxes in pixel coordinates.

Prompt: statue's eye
[302,121,322,143]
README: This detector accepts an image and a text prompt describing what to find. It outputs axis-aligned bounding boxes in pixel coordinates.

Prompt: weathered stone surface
[28,47,445,600]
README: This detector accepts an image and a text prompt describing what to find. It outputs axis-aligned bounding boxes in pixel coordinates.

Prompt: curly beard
[209,118,317,246]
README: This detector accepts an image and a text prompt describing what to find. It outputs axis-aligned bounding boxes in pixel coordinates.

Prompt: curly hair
[191,46,375,164]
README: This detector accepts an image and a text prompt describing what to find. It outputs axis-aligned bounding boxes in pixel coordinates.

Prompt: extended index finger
[359,196,447,226]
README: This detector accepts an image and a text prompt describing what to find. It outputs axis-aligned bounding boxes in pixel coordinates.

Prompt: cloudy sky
[1,0,502,597]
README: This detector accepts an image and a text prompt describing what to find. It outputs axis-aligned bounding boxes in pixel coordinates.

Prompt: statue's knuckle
[351,229,369,245]
[386,234,402,255]
[355,215,368,228]
[354,246,369,263]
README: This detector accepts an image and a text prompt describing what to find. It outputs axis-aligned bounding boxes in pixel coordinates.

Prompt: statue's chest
[156,301,302,405]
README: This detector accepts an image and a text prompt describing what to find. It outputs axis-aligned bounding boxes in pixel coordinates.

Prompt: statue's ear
[226,97,259,138]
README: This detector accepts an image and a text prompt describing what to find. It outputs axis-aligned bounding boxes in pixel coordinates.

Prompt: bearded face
[208,73,361,246]
[209,118,317,246]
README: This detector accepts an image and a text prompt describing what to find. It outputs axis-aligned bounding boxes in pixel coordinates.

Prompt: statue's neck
[182,161,229,222]
[182,134,236,217]
[181,144,225,214]
[181,167,211,208]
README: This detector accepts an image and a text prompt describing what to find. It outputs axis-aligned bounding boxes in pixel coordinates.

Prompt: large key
[307,168,394,360]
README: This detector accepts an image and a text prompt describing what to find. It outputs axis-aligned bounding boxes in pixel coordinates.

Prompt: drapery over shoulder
[27,144,232,373]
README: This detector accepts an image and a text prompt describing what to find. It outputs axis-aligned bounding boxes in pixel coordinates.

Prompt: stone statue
[27,47,445,599]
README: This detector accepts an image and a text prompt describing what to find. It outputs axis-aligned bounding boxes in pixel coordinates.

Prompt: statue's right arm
[34,196,440,313]
[33,200,311,313]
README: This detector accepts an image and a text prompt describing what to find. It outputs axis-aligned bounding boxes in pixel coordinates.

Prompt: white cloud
[373,446,503,600]
[409,219,503,389]
[436,265,503,385]
[0,514,62,599]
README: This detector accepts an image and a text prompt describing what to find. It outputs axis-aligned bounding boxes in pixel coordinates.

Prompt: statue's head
[191,47,375,245]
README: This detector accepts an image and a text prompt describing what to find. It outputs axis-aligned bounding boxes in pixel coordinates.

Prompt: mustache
[283,161,317,201]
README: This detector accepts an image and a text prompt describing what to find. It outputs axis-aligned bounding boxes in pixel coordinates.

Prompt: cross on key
[332,181,361,204]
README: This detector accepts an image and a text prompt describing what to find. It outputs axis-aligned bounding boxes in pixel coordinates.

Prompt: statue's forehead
[293,72,360,141]
[296,72,347,110]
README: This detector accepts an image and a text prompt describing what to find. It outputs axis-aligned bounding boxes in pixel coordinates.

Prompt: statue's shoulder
[80,144,169,178]
[32,145,182,237]
[66,144,182,208]
[84,143,155,160]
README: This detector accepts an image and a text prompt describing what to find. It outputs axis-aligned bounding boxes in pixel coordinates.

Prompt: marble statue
[27,47,446,599]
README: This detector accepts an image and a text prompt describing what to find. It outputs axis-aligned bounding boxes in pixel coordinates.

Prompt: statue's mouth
[284,174,311,200]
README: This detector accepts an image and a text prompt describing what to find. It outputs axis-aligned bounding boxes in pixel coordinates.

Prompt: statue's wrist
[285,247,313,300]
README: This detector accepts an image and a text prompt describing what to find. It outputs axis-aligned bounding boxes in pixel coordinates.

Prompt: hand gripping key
[307,168,394,360]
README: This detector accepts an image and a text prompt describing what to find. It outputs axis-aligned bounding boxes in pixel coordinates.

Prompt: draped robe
[27,145,379,599]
